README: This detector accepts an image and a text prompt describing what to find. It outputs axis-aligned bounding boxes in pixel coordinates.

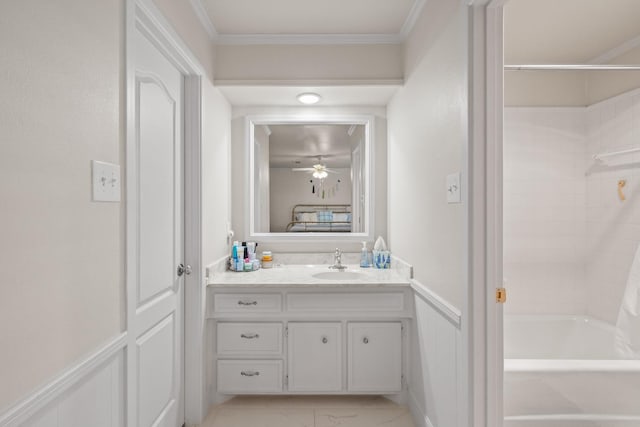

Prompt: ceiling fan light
[313,170,328,179]
[297,92,321,105]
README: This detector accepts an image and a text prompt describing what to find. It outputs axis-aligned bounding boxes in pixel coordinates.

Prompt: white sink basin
[312,271,364,280]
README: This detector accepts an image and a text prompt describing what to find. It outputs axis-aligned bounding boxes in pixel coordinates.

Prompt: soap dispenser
[360,241,370,268]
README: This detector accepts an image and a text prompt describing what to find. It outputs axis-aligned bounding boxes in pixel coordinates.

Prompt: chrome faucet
[329,248,347,271]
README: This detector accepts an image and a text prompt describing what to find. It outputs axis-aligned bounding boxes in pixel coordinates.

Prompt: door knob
[177,263,192,277]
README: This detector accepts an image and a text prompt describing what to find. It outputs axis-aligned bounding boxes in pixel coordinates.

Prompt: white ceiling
[203,0,415,36]
[217,85,399,107]
[505,0,640,64]
[268,124,360,168]
[198,0,421,41]
[208,0,640,107]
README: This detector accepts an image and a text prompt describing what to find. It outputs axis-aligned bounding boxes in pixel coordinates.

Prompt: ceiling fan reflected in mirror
[291,157,337,179]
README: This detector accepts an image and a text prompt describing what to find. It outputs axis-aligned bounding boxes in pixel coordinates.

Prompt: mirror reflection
[253,123,366,234]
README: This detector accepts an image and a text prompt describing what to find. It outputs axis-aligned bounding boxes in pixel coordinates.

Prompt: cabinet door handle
[240,370,260,377]
[363,337,369,344]
[241,333,260,339]
[237,300,258,306]
[322,336,328,344]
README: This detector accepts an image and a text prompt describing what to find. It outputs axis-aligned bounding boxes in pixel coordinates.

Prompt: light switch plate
[446,172,461,204]
[92,160,121,202]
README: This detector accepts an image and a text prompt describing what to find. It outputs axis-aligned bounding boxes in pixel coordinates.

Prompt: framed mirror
[247,115,375,242]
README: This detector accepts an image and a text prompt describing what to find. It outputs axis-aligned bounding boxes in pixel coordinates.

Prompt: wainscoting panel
[409,282,462,427]
[1,335,125,427]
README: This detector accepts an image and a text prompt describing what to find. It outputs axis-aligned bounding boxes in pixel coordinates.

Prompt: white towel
[615,243,640,359]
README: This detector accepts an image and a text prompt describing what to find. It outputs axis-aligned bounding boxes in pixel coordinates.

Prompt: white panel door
[287,323,342,392]
[128,25,184,427]
[347,322,402,392]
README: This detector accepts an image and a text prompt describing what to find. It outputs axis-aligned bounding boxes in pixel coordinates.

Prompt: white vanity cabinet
[217,323,283,356]
[348,322,402,392]
[209,285,411,397]
[288,322,342,391]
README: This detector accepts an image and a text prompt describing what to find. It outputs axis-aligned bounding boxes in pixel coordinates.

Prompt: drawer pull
[322,336,328,344]
[240,333,260,339]
[363,337,369,344]
[240,370,260,377]
[237,300,258,306]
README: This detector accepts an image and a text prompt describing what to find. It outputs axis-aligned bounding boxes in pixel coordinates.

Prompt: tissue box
[372,250,391,269]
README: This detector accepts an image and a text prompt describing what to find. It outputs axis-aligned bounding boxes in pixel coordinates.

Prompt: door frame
[125,0,205,425]
[466,1,505,427]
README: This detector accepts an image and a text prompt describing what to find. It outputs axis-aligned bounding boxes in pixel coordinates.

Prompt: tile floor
[199,396,416,427]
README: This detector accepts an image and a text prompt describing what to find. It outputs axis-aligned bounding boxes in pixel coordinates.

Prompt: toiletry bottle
[360,241,370,268]
[231,241,239,270]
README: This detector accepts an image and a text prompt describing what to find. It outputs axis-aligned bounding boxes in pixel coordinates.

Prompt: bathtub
[504,315,640,427]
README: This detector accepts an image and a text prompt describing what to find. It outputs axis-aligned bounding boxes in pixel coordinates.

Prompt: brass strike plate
[496,288,507,304]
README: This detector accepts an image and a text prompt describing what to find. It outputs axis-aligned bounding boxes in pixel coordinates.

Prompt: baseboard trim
[0,332,127,427]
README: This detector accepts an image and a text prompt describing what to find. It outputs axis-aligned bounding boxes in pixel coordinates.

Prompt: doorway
[497,1,640,426]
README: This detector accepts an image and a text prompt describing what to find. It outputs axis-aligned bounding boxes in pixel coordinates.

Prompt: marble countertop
[208,264,411,288]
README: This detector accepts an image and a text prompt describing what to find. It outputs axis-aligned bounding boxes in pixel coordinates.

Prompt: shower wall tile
[504,107,588,315]
[506,93,640,321]
[585,89,640,324]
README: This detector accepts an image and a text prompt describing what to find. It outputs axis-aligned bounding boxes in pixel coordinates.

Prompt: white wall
[387,0,467,310]
[214,44,402,83]
[201,81,232,267]
[587,46,640,105]
[505,72,588,107]
[0,0,124,412]
[505,45,640,107]
[0,0,229,423]
[269,168,352,232]
[231,106,387,253]
[503,108,588,315]
[387,1,469,426]
[585,89,640,324]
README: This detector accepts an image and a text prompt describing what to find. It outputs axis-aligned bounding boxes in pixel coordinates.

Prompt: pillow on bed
[333,213,351,222]
[296,212,317,222]
[317,211,333,222]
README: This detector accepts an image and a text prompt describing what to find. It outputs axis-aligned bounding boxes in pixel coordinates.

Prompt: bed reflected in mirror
[248,116,374,241]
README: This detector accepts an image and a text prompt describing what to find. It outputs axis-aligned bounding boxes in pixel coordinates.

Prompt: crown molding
[191,0,426,46]
[215,33,404,46]
[400,0,427,37]
[213,78,404,87]
[588,34,640,65]
[189,0,217,40]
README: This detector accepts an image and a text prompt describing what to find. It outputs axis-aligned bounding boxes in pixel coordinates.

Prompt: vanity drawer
[286,292,405,313]
[217,360,283,393]
[217,323,283,356]
[214,293,282,313]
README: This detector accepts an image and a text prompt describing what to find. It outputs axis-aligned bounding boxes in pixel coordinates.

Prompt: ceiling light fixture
[297,92,321,105]
[312,170,328,179]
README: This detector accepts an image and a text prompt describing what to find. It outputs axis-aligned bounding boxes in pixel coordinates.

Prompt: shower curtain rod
[504,64,640,71]
[593,147,640,161]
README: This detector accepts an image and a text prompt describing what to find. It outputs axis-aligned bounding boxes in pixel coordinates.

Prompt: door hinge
[496,287,507,304]
[285,375,288,386]
[285,327,288,337]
